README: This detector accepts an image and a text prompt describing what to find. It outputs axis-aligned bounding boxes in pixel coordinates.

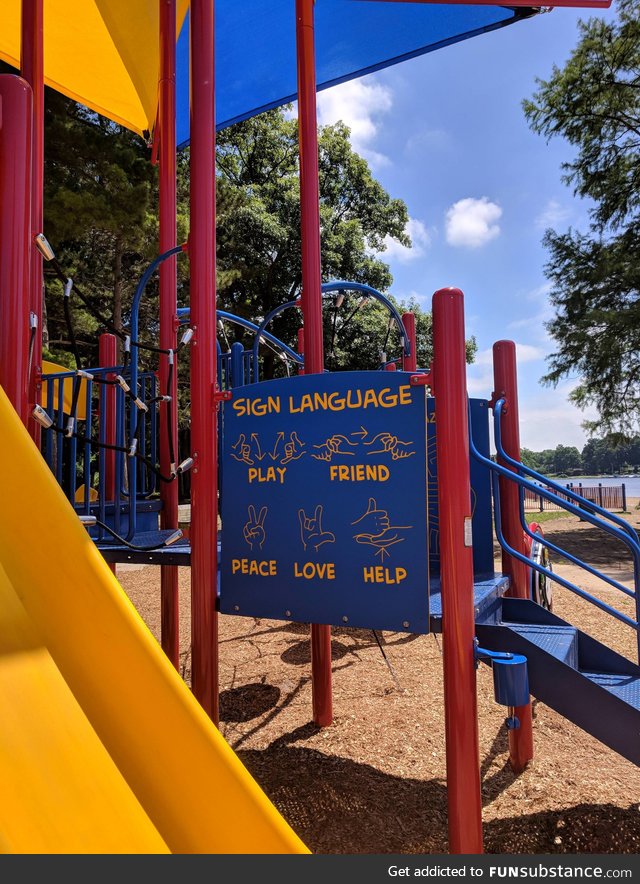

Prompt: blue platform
[429,574,508,633]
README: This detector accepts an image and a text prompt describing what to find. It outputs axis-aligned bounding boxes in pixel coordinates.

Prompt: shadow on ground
[239,735,640,854]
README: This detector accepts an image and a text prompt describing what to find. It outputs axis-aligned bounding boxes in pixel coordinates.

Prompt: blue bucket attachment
[476,644,529,708]
[491,653,529,707]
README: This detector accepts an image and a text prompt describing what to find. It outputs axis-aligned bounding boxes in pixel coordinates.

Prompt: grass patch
[524,510,577,524]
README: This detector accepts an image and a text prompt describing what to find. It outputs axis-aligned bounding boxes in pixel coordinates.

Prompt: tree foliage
[39,90,449,375]
[521,435,640,475]
[523,0,640,435]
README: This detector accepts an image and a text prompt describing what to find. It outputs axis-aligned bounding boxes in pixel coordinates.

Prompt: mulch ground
[117,505,640,854]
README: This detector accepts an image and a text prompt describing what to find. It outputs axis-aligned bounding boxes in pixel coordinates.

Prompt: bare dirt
[117,503,640,855]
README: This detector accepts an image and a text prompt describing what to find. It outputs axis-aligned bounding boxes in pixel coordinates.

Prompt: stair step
[505,622,578,669]
[581,671,640,710]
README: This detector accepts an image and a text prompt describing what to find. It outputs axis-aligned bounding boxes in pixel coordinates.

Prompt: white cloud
[535,199,571,230]
[445,197,502,248]
[381,217,432,264]
[405,128,451,154]
[316,79,393,168]
[525,282,552,303]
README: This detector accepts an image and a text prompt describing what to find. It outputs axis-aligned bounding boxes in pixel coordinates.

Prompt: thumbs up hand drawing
[351,498,390,538]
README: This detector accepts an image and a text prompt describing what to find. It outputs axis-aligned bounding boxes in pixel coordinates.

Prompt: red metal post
[296,0,332,728]
[99,333,117,501]
[0,76,32,426]
[21,0,44,444]
[402,311,417,372]
[99,333,118,576]
[432,287,483,854]
[492,340,534,772]
[189,0,219,722]
[158,0,180,671]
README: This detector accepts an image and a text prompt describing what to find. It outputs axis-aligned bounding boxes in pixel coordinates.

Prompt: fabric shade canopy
[0,0,189,136]
[175,1,538,147]
[0,2,537,143]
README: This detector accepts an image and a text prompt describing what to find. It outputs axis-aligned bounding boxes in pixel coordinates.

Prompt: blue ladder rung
[581,671,640,709]
[505,623,578,669]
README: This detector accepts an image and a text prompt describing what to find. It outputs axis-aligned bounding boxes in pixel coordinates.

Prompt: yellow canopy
[0,1,189,136]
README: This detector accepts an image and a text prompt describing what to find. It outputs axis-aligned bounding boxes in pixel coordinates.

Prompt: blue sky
[313,4,618,452]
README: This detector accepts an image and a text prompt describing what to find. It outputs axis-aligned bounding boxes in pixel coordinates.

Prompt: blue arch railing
[249,281,411,382]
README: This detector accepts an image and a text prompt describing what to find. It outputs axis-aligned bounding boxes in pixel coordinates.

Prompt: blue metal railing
[468,399,640,661]
[248,281,412,382]
[493,399,638,543]
[40,364,158,542]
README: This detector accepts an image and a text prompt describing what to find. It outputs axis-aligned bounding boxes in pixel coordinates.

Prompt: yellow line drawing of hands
[243,505,267,550]
[298,505,335,551]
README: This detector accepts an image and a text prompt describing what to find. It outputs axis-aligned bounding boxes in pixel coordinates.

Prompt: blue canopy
[176,1,537,147]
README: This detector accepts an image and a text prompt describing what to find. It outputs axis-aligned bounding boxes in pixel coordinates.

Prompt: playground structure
[0,0,636,858]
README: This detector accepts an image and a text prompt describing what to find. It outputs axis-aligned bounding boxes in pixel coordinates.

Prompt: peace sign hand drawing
[243,505,267,550]
[298,505,335,552]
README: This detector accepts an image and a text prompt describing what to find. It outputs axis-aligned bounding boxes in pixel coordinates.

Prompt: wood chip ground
[117,502,640,853]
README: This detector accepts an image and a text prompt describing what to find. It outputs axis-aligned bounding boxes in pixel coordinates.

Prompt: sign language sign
[220,371,429,633]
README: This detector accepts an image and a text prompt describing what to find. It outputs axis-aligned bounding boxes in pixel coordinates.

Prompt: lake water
[553,476,640,497]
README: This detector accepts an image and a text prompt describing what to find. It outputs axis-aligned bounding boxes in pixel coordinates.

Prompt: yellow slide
[0,387,308,854]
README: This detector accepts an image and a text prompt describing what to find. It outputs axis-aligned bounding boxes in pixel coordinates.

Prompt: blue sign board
[220,371,429,633]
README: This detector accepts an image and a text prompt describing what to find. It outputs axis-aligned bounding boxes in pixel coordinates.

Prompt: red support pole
[99,333,117,576]
[21,0,44,444]
[0,76,32,426]
[189,0,219,723]
[492,340,534,773]
[297,327,305,375]
[432,287,483,854]
[295,0,333,728]
[99,333,117,501]
[402,311,417,372]
[158,0,180,671]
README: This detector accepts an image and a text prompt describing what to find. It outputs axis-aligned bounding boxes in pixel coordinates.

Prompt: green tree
[523,0,640,436]
[552,444,583,476]
[43,89,161,366]
[213,109,438,374]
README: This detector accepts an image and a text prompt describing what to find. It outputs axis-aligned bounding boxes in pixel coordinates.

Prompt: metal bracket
[488,391,508,412]
[474,643,515,668]
[409,370,433,392]
[213,388,232,407]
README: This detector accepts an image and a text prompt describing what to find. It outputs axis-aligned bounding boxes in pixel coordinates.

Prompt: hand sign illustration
[365,432,415,460]
[298,505,336,552]
[312,434,357,462]
[352,498,411,560]
[282,431,305,465]
[243,505,267,550]
[231,434,254,465]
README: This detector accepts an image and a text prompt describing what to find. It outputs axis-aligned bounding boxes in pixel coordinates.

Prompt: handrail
[468,416,640,659]
[494,399,637,542]
[490,471,639,632]
[250,281,411,382]
[251,300,300,380]
[320,281,410,359]
[487,405,640,560]
[177,306,303,366]
[519,497,636,599]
